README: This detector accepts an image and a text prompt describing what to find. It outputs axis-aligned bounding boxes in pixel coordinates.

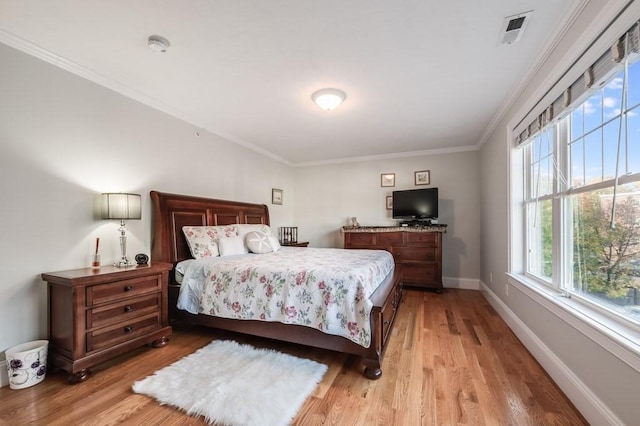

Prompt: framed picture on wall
[272,188,283,205]
[381,173,395,187]
[414,170,430,185]
[386,196,393,210]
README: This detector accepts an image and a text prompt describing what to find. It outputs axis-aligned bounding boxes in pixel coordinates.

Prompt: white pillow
[218,235,247,256]
[245,231,277,254]
[182,225,237,259]
[268,235,282,252]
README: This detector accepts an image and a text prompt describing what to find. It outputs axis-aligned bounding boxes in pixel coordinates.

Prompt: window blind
[515,20,640,146]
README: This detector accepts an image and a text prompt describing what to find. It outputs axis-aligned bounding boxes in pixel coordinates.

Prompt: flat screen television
[392,188,439,222]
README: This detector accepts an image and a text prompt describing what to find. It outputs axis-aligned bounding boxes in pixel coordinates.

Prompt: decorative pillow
[237,224,272,253]
[182,225,237,259]
[218,235,247,257]
[245,231,277,254]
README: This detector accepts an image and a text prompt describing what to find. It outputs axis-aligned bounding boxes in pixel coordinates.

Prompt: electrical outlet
[505,283,509,297]
[489,273,493,283]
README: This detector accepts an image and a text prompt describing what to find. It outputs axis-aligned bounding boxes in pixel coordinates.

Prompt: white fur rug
[132,340,327,426]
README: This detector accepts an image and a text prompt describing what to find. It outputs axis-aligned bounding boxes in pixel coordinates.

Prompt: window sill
[507,273,640,373]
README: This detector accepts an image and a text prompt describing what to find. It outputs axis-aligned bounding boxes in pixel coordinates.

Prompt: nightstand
[281,241,309,247]
[41,263,173,383]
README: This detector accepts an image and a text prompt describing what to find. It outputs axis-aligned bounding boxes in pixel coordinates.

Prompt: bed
[150,190,402,379]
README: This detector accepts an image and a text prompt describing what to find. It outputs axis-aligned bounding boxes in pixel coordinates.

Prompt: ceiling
[0,1,580,165]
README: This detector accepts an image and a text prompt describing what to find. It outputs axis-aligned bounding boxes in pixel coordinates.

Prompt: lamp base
[113,258,136,268]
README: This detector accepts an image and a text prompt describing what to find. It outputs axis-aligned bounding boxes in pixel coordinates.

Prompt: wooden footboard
[151,190,403,379]
[363,266,403,379]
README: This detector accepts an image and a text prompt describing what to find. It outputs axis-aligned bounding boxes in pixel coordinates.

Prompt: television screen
[392,188,438,220]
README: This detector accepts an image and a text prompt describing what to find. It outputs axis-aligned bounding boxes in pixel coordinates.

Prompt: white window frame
[521,65,640,327]
[508,16,640,373]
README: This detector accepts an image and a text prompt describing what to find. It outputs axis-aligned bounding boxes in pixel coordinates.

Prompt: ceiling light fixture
[311,88,346,111]
[147,35,170,53]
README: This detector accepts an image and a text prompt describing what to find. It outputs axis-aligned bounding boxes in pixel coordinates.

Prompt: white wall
[293,150,481,282]
[0,42,294,366]
[480,0,640,424]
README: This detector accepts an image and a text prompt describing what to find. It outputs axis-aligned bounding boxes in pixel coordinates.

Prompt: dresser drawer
[87,274,162,306]
[346,233,377,247]
[86,312,161,352]
[394,247,436,262]
[376,232,403,246]
[405,232,437,246]
[87,294,161,329]
[402,264,437,283]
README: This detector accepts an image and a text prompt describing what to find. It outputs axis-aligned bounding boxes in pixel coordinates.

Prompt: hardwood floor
[0,289,587,425]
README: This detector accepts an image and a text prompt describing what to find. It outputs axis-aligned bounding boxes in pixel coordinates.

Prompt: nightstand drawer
[87,275,161,306]
[87,294,161,329]
[87,312,161,352]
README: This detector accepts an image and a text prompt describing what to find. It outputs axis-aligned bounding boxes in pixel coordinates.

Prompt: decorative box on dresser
[41,263,173,383]
[343,225,446,292]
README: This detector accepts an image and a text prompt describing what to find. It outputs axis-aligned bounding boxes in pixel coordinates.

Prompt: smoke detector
[148,35,170,53]
[498,11,533,45]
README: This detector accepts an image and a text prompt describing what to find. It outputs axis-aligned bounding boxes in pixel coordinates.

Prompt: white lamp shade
[311,88,346,111]
[101,193,142,220]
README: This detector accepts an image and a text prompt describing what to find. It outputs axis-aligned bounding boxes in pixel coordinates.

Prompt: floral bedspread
[177,247,394,347]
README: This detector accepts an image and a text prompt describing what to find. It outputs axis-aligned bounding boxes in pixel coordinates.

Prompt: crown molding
[294,144,479,167]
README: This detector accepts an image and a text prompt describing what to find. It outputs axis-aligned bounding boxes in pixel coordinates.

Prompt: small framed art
[381,173,395,187]
[272,188,283,205]
[386,196,393,210]
[414,170,430,185]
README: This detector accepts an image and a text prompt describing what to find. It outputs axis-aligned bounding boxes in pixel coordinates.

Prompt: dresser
[41,263,173,383]
[343,226,446,292]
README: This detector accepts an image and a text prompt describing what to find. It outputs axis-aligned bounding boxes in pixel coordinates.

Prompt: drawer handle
[124,326,133,333]
[124,285,133,292]
[124,305,133,313]
[383,320,390,326]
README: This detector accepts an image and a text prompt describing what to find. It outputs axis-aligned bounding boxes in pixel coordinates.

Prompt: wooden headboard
[150,191,270,265]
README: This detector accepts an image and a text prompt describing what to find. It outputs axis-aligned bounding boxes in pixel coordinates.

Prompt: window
[520,45,640,326]
[524,131,555,281]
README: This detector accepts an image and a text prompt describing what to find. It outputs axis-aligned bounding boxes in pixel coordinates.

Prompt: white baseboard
[0,360,8,388]
[443,276,480,290]
[480,281,623,426]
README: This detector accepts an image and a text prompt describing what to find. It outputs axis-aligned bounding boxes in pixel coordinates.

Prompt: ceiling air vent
[499,11,533,45]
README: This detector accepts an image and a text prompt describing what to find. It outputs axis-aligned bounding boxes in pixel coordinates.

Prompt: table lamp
[101,193,142,267]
